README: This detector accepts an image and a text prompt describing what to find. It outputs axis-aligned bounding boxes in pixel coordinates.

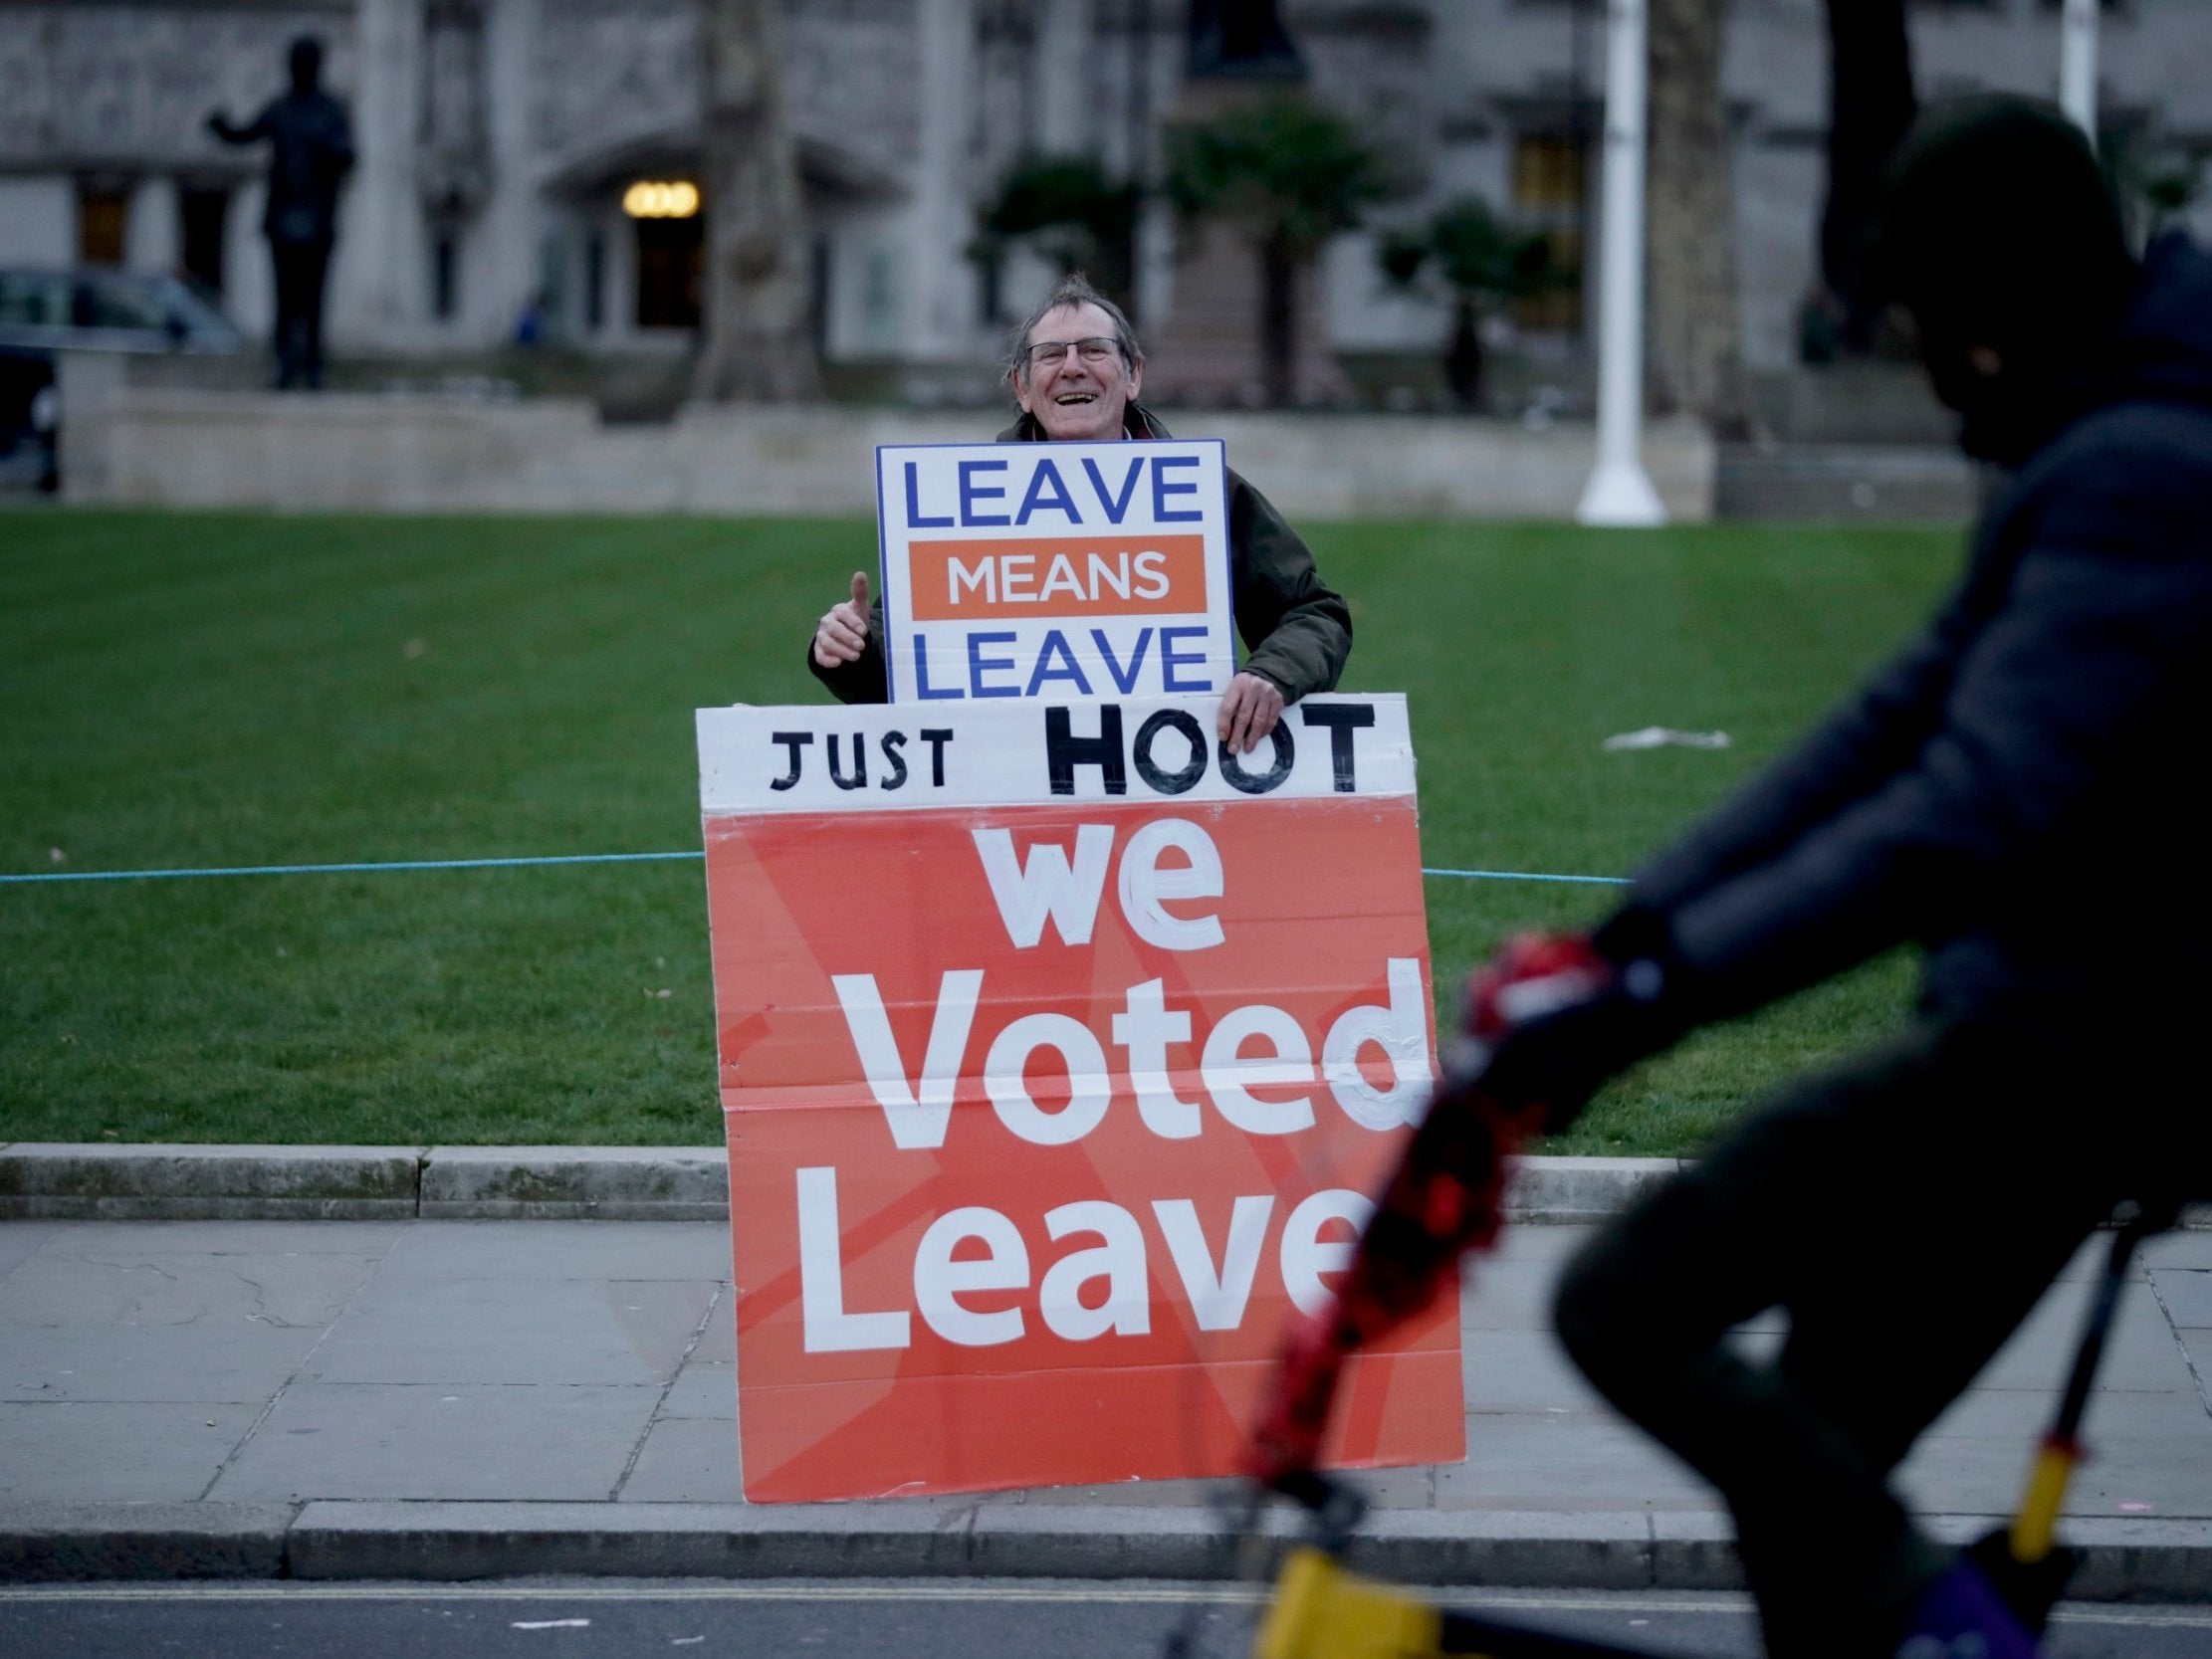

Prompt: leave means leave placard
[873,442,1237,705]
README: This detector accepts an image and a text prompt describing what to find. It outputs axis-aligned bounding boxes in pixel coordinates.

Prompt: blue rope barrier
[1417,867,1630,887]
[0,851,706,885]
[3,851,1629,889]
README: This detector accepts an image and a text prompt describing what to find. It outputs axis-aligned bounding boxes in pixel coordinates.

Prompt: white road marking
[0,1581,2205,1629]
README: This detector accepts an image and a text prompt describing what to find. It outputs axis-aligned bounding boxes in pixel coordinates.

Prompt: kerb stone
[1505,1157,1682,1224]
[0,1144,422,1220]
[418,1146,729,1220]
[286,1501,973,1578]
[0,1502,293,1579]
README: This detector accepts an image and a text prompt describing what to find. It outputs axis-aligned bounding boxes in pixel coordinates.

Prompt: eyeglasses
[1022,336,1122,369]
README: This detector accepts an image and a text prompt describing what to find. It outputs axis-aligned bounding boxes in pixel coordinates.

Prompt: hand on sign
[1217,671,1285,755]
[812,571,872,668]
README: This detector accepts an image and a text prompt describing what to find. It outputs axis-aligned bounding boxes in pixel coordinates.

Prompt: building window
[1509,133,1587,334]
[1187,0,1304,81]
[1512,134,1583,210]
[179,185,230,295]
[77,182,129,267]
[862,247,897,353]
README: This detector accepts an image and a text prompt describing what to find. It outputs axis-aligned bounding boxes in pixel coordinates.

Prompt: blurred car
[0,267,247,491]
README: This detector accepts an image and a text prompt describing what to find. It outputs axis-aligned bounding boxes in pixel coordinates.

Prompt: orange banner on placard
[906,534,1209,621]
[702,770,1460,1503]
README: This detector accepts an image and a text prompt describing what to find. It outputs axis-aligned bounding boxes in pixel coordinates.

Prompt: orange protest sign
[698,695,1462,1502]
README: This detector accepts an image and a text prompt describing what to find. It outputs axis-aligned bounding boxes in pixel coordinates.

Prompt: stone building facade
[4,0,2209,398]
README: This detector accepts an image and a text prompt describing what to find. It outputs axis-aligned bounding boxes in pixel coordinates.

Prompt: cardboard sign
[874,442,1237,705]
[698,694,1463,1503]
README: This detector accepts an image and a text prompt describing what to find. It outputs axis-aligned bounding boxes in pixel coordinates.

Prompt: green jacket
[805,402,1352,704]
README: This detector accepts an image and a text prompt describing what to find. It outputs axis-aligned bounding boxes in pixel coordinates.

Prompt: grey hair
[1003,273,1143,385]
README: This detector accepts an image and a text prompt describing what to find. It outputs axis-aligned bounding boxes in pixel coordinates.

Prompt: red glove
[1453,933,1617,1119]
[1462,929,1681,1135]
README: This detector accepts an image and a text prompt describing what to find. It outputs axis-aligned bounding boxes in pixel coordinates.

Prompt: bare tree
[693,0,820,402]
[1819,0,1915,351]
[1647,0,1751,435]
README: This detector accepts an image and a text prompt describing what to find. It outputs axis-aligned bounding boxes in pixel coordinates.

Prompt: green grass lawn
[1,510,1959,1154]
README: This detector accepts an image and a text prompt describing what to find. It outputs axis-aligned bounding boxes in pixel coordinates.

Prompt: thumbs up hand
[812,571,874,668]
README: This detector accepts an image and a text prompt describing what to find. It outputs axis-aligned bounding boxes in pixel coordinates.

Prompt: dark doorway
[634,214,703,329]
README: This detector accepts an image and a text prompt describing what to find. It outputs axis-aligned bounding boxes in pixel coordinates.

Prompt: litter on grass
[1603,726,1732,751]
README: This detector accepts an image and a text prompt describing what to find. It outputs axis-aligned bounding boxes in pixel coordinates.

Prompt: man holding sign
[807,276,1351,752]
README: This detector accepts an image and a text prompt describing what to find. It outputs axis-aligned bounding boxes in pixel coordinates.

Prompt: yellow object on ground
[1253,1547,1445,1659]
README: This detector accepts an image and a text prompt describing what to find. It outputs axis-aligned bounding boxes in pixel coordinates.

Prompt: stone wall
[77,385,1715,520]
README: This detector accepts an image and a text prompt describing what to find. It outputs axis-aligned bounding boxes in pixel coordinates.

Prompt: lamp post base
[1576,457,1667,526]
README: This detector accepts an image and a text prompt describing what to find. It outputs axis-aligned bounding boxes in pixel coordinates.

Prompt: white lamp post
[2060,0,2099,144]
[1576,0,1666,527]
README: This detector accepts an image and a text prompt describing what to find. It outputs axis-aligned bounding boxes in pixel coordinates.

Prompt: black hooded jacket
[805,402,1351,705]
[1624,233,2212,1031]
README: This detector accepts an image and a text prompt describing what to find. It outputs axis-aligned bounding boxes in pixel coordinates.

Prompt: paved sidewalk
[5,1209,2212,1593]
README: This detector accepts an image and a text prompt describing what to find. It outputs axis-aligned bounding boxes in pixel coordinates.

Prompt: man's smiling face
[1012,302,1143,441]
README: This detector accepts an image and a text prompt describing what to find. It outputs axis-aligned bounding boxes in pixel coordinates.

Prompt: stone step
[1716,444,1983,522]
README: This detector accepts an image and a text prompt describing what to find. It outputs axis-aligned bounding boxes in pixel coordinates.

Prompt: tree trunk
[1258,235,1297,407]
[693,0,820,402]
[1821,0,1915,350]
[1647,0,1751,435]
[1443,296,1483,410]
